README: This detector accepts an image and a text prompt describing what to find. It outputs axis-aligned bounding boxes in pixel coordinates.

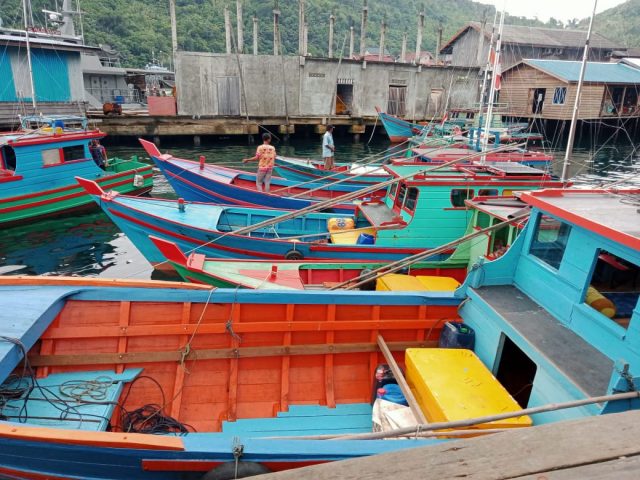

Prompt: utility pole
[349,24,355,58]
[378,19,386,61]
[415,10,424,64]
[298,0,305,55]
[400,32,407,63]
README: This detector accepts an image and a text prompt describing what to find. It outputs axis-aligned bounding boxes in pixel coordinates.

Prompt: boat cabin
[355,164,562,250]
[0,116,107,195]
[459,189,640,423]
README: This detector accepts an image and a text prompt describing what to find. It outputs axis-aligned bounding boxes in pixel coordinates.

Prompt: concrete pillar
[252,17,258,55]
[273,7,280,55]
[400,32,407,63]
[236,1,244,54]
[298,0,305,55]
[415,11,424,65]
[349,25,355,58]
[193,135,201,147]
[359,0,368,57]
[378,20,386,61]
[169,0,178,68]
[224,7,232,54]
[435,26,443,64]
[328,13,335,58]
[303,23,309,56]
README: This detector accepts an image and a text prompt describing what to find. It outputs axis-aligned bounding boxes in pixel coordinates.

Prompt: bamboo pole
[317,391,640,441]
[329,212,530,291]
[378,335,428,424]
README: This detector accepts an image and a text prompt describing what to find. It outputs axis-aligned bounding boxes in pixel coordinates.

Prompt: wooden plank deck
[256,410,640,479]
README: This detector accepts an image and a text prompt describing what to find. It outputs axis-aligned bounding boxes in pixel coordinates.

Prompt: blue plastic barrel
[438,321,476,350]
[114,95,125,104]
[357,233,375,245]
[52,120,65,130]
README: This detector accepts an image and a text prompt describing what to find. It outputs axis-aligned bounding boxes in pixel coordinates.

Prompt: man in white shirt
[322,125,335,170]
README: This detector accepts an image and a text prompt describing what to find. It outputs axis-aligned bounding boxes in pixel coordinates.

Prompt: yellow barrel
[405,348,532,429]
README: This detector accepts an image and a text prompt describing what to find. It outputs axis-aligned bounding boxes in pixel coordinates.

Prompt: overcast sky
[477,0,627,22]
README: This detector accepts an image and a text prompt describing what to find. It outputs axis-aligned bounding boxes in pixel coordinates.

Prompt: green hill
[2,1,634,68]
[590,0,640,49]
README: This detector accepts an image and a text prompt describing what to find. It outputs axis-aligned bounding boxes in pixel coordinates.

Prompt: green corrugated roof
[524,59,640,84]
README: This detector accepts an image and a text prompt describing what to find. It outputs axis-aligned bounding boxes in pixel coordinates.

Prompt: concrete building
[0,28,89,124]
[439,22,622,69]
[176,52,479,122]
[500,59,640,120]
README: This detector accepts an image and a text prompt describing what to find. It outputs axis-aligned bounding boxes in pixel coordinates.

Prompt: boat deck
[473,285,613,398]
[358,202,399,227]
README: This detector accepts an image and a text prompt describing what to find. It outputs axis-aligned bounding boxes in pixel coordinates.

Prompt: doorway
[495,335,537,407]
[531,88,546,114]
[336,84,353,115]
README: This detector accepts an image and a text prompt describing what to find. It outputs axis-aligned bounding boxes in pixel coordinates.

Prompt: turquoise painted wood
[31,49,71,102]
[458,191,640,424]
[0,286,79,381]
[1,368,142,431]
[0,46,16,101]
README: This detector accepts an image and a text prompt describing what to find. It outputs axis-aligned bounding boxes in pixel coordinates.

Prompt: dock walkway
[256,410,640,479]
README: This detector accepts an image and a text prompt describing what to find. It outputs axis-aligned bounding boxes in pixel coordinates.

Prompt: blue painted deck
[1,369,142,431]
[0,286,80,381]
[222,403,373,437]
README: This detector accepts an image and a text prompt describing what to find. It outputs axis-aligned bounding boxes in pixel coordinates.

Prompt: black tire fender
[284,249,304,260]
[201,461,271,480]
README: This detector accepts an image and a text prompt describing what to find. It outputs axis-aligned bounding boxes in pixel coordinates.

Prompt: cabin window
[528,214,571,270]
[394,183,407,209]
[583,250,639,330]
[476,211,492,229]
[478,189,498,197]
[450,188,474,208]
[552,87,567,105]
[42,148,62,166]
[404,187,419,211]
[42,146,87,166]
[389,182,398,199]
[62,145,86,162]
[0,146,16,171]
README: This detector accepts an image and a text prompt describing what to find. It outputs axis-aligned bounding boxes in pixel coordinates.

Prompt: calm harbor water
[1,133,638,280]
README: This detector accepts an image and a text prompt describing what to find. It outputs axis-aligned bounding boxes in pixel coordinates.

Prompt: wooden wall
[500,64,606,120]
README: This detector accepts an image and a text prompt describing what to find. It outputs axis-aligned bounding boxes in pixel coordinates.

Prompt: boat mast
[561,0,598,183]
[22,0,37,110]
[480,8,504,163]
[478,11,498,109]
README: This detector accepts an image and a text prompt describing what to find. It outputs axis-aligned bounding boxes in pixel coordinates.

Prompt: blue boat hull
[83,193,443,266]
[152,157,357,214]
[377,111,424,142]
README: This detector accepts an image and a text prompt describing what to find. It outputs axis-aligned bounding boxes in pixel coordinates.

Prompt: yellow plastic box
[416,276,461,291]
[376,274,424,291]
[405,348,532,429]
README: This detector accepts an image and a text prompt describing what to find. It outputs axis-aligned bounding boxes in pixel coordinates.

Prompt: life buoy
[201,461,271,480]
[284,249,304,260]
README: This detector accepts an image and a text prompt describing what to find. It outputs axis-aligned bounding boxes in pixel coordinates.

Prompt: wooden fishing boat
[273,156,390,186]
[376,108,428,143]
[457,188,640,423]
[150,236,469,289]
[0,116,153,227]
[399,146,553,168]
[76,163,563,268]
[0,275,459,478]
[140,140,382,214]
